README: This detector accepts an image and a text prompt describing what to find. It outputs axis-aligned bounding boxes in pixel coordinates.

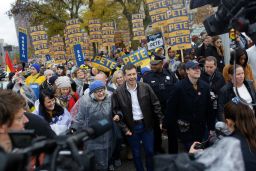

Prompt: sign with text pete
[165,6,191,50]
[121,48,150,67]
[132,14,145,41]
[30,25,49,56]
[91,56,117,72]
[150,5,188,28]
[89,19,102,43]
[147,32,164,50]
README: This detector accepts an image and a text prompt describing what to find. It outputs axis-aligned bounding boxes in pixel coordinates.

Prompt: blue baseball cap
[185,60,200,69]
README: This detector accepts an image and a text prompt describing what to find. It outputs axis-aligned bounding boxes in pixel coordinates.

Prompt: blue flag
[18,31,28,63]
[74,44,84,67]
[45,54,51,61]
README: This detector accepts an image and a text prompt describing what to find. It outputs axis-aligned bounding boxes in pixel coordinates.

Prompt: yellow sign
[121,48,150,67]
[91,56,117,72]
[165,35,191,50]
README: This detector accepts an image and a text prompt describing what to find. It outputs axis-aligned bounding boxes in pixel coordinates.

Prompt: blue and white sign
[147,32,164,50]
[74,44,85,67]
[45,54,52,61]
[18,31,28,63]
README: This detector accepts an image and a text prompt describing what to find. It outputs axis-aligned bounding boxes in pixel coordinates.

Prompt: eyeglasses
[216,41,222,43]
[95,89,105,94]
[232,97,240,104]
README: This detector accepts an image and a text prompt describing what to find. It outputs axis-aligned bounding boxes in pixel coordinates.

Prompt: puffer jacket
[71,93,113,150]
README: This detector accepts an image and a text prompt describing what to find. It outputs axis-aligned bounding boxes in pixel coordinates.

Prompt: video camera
[0,119,111,171]
[190,0,256,43]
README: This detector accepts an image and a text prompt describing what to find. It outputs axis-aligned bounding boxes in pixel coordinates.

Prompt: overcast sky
[0,0,18,46]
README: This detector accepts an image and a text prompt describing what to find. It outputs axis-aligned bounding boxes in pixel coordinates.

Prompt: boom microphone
[68,119,112,144]
[215,121,231,136]
[208,122,231,145]
[85,119,112,138]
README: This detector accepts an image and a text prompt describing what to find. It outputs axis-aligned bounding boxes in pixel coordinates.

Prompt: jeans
[127,123,154,171]
[87,148,110,171]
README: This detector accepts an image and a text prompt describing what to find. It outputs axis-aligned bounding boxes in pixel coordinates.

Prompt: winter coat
[166,77,214,142]
[71,93,113,150]
[218,81,256,121]
[200,70,225,95]
[33,100,72,135]
[25,73,46,85]
[231,131,256,171]
[195,43,208,58]
[112,82,163,133]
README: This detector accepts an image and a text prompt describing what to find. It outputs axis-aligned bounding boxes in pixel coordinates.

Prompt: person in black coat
[166,60,214,152]
[201,56,225,121]
[143,54,178,154]
[24,112,56,139]
[218,65,256,121]
[195,36,211,60]
[205,36,225,72]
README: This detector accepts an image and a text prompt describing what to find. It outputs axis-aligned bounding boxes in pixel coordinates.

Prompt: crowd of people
[0,30,256,171]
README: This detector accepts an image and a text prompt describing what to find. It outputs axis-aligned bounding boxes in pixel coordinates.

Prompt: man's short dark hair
[123,63,137,75]
[205,56,217,66]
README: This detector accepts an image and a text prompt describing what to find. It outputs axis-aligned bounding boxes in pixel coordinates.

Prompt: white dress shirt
[126,83,144,120]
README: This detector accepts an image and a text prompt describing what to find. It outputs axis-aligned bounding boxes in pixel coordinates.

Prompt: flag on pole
[5,51,15,73]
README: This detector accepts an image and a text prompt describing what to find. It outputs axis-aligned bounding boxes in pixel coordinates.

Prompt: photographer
[189,97,256,171]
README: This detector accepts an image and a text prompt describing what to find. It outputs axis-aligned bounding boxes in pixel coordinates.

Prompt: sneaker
[114,159,122,167]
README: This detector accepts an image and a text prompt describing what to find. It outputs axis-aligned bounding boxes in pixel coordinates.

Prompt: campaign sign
[147,32,164,50]
[121,48,150,67]
[91,56,117,72]
[18,31,28,63]
[74,44,85,67]
[45,54,52,61]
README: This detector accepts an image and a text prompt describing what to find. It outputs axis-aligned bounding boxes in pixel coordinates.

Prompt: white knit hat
[44,69,54,76]
[55,76,71,88]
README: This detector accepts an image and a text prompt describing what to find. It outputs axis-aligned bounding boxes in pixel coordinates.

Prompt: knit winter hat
[49,75,58,85]
[55,76,71,88]
[44,69,54,76]
[32,63,41,73]
[89,80,105,94]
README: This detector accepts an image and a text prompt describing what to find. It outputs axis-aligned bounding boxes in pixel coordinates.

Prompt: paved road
[115,138,168,171]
